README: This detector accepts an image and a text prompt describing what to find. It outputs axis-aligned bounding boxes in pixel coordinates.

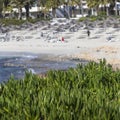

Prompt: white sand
[0,19,120,67]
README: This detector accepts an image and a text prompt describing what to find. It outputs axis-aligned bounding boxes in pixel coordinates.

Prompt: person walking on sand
[87,30,90,37]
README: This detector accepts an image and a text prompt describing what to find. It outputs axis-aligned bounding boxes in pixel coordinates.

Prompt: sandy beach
[0,18,120,68]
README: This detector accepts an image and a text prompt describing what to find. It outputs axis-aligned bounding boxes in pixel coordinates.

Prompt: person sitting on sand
[41,32,43,37]
[107,34,112,41]
[5,32,10,41]
[87,30,90,37]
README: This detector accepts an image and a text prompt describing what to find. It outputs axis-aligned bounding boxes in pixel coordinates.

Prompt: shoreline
[0,41,120,69]
[0,49,119,83]
[0,18,120,69]
[0,50,119,69]
[0,51,89,82]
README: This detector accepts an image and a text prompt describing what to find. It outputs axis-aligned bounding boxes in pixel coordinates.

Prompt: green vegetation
[0,18,51,26]
[0,19,25,26]
[79,14,107,22]
[79,17,88,22]
[0,59,120,120]
[0,0,118,20]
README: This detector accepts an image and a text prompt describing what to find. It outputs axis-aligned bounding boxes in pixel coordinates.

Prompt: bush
[78,14,107,23]
[0,17,51,26]
[98,11,106,17]
[0,19,25,26]
[0,59,119,120]
[89,16,98,22]
[79,17,87,22]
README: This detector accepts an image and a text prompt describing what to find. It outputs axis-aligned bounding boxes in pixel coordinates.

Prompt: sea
[0,52,88,83]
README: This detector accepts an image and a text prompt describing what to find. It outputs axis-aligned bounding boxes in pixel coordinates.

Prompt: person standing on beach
[41,32,43,37]
[87,30,90,37]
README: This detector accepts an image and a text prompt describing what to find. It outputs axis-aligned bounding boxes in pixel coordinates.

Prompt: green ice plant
[0,59,120,120]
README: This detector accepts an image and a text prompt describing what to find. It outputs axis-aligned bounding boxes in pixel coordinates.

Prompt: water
[0,54,34,82]
[0,52,88,82]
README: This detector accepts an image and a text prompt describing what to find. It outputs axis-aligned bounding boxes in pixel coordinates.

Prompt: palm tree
[97,0,110,16]
[0,0,4,18]
[10,0,32,19]
[24,0,37,19]
[87,0,111,16]
[87,0,120,16]
[45,0,62,18]
[24,1,30,19]
[36,0,41,12]
[69,0,76,17]
[80,0,84,16]
[4,0,15,18]
[0,0,11,18]
[87,0,99,15]
[36,0,47,18]
[111,0,120,15]
[10,0,24,19]
[71,0,84,16]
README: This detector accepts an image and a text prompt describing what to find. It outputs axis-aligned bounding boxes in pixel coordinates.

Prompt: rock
[4,63,25,68]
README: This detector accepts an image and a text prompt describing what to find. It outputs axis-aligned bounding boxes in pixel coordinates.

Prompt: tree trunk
[115,0,117,15]
[25,2,30,19]
[0,12,2,16]
[52,7,56,18]
[80,0,83,16]
[91,8,94,16]
[37,0,40,15]
[0,10,3,18]
[106,6,109,16]
[109,0,115,15]
[0,1,3,18]
[72,6,76,17]
[95,6,99,16]
[19,7,22,20]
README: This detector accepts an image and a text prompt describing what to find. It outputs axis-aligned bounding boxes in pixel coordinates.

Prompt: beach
[0,18,120,70]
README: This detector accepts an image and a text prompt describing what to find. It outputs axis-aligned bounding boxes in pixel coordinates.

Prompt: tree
[10,0,33,19]
[24,0,36,19]
[0,0,11,18]
[109,0,120,15]
[45,0,64,18]
[86,0,120,16]
[0,0,4,17]
[10,0,24,19]
[70,0,84,16]
[4,0,14,18]
[86,0,112,16]
[36,0,47,18]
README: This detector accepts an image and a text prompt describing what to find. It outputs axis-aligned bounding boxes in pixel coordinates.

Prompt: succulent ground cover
[0,59,120,120]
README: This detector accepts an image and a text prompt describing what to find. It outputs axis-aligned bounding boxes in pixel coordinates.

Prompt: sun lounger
[0,33,10,42]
